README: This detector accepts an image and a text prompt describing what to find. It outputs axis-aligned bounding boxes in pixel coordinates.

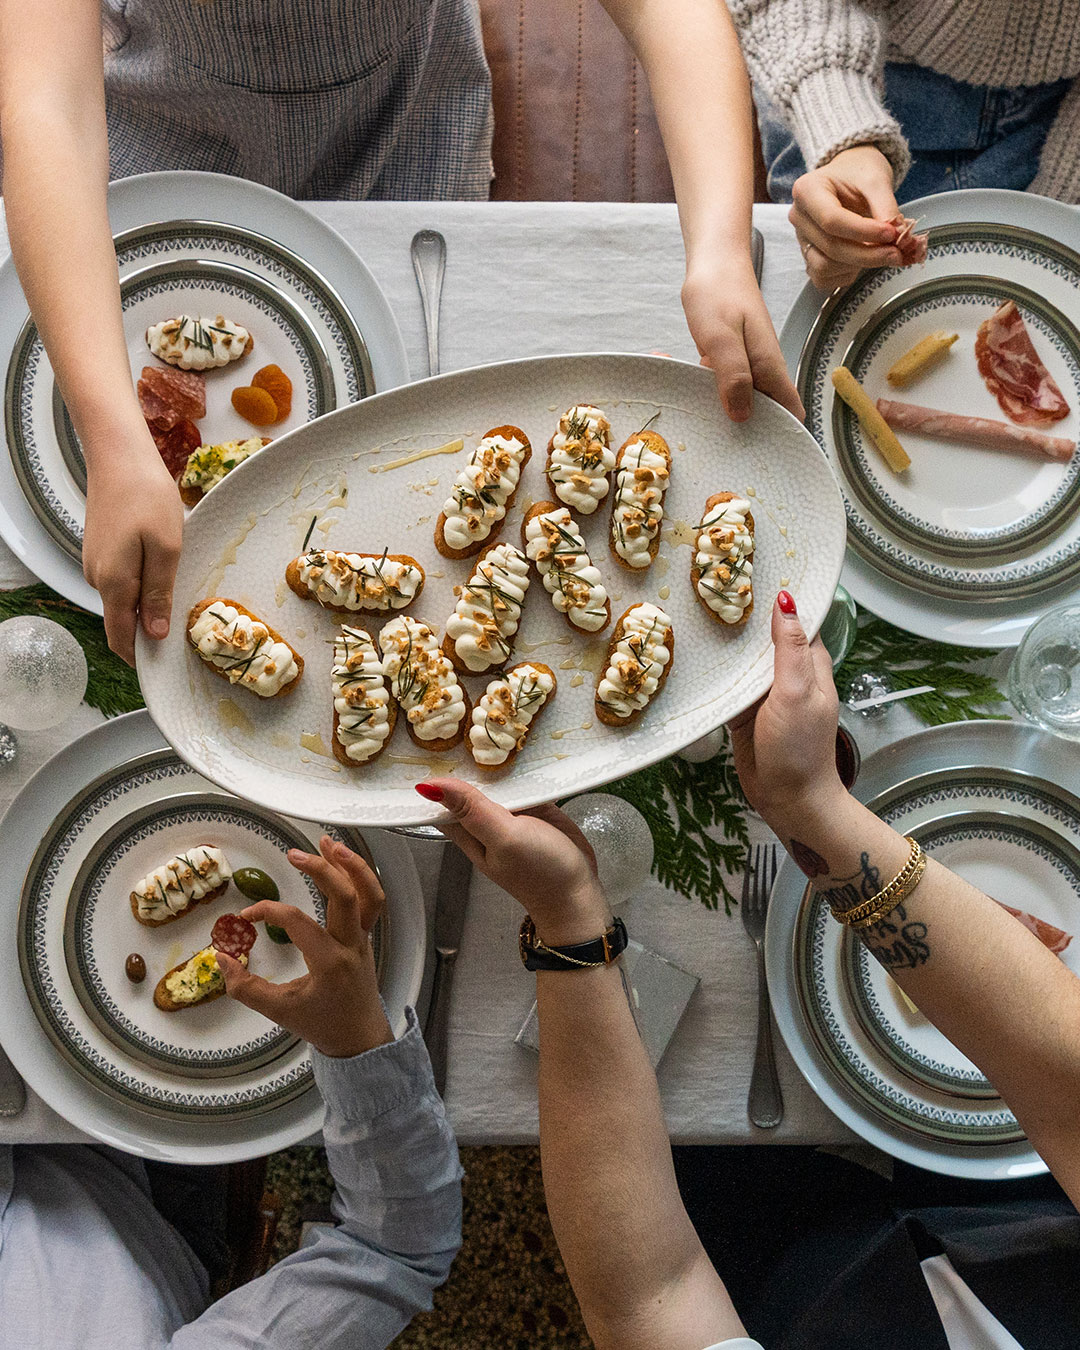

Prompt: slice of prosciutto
[997,901,1072,955]
[876,398,1074,462]
[975,300,1070,426]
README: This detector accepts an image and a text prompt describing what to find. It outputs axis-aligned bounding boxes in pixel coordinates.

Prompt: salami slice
[997,902,1072,955]
[137,377,180,430]
[140,365,206,421]
[211,913,258,958]
[152,418,202,479]
[975,301,1070,427]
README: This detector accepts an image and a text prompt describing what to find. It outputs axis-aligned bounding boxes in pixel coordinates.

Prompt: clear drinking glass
[819,584,859,668]
[1007,603,1080,741]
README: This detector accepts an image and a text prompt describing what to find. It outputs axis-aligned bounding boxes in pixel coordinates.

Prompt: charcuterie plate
[780,188,1080,646]
[137,353,847,828]
[0,170,408,612]
[0,711,425,1163]
[767,720,1080,1179]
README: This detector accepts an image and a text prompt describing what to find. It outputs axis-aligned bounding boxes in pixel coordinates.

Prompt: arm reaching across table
[597,0,803,425]
[728,591,1080,1208]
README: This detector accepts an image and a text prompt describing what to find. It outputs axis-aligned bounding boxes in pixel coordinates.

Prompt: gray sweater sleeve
[1030,76,1080,204]
[727,0,911,183]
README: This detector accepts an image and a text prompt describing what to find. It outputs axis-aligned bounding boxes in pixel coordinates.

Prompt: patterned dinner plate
[19,746,383,1120]
[780,189,1080,644]
[6,226,361,563]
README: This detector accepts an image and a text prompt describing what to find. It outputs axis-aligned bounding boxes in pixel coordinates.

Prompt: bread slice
[469,662,557,772]
[690,493,755,628]
[129,879,228,929]
[594,604,675,728]
[435,425,532,560]
[608,429,671,572]
[178,438,271,507]
[284,551,425,614]
[153,947,244,1012]
[520,501,611,635]
[186,597,304,697]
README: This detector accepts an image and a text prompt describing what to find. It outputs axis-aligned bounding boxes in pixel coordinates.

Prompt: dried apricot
[252,364,293,421]
[231,385,279,427]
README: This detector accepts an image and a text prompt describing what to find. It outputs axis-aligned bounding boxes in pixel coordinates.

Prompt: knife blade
[751,226,764,284]
[0,1042,26,1118]
[423,842,473,1096]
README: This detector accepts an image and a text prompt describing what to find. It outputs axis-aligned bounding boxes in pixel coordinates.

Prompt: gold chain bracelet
[827,836,927,930]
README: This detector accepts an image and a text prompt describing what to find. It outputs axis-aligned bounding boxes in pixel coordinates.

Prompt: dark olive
[265,924,293,945]
[125,953,147,984]
[233,867,280,902]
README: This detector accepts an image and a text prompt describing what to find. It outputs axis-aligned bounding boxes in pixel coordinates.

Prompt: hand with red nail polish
[415,782,444,803]
[726,594,845,828]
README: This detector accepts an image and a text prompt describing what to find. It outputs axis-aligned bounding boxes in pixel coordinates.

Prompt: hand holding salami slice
[211,913,258,958]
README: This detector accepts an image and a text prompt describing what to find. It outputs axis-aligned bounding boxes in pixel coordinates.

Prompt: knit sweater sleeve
[727,0,911,183]
[1029,76,1080,204]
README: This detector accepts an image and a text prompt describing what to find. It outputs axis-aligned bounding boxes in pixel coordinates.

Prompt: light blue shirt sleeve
[170,1007,463,1349]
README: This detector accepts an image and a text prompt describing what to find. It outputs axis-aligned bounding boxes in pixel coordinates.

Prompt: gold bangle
[827,836,927,929]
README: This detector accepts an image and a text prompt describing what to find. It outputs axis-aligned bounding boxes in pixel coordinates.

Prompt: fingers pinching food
[522,502,610,634]
[286,547,425,614]
[609,428,671,570]
[595,602,674,727]
[130,846,232,928]
[379,615,470,751]
[545,404,617,514]
[146,315,253,371]
[153,914,257,1012]
[692,493,755,626]
[467,662,557,770]
[443,541,531,674]
[331,625,396,767]
[187,598,303,697]
[435,424,531,559]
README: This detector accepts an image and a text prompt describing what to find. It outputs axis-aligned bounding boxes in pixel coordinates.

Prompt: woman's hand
[789,144,903,291]
[727,591,846,830]
[218,835,393,1058]
[681,256,804,422]
[416,780,611,946]
[82,424,184,666]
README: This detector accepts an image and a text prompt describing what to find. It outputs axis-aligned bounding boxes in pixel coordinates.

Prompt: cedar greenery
[0,584,143,719]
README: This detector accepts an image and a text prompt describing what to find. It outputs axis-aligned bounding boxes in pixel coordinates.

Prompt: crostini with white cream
[186,598,303,698]
[691,494,755,626]
[443,541,531,675]
[286,548,425,614]
[545,404,616,515]
[379,616,470,752]
[331,626,396,767]
[609,429,671,570]
[130,847,232,928]
[595,602,674,727]
[467,662,557,770]
[146,315,253,371]
[435,425,531,559]
[521,502,610,634]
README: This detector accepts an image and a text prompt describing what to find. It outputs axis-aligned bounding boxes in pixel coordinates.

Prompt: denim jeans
[757,62,1071,203]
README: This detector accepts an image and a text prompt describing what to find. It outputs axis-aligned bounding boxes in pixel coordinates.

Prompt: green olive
[233,867,280,902]
[265,924,293,945]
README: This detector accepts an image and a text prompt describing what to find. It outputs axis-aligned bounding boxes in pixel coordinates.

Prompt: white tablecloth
[0,201,909,1150]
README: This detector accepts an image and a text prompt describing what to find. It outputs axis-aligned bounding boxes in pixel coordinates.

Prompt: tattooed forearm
[790,840,882,912]
[860,903,932,971]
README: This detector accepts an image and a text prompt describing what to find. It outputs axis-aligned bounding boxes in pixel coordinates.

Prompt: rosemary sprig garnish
[301,516,318,552]
[634,410,660,436]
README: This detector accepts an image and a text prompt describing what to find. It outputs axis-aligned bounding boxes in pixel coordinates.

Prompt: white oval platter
[137,353,847,827]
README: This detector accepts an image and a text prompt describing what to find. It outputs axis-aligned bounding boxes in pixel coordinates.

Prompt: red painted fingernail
[415,783,444,802]
[777,590,797,615]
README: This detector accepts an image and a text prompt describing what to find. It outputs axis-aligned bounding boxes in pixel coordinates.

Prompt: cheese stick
[886,331,959,388]
[832,366,911,473]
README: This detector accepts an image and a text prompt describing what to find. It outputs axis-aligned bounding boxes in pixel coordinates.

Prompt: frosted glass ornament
[677,726,727,763]
[561,792,654,906]
[0,617,89,730]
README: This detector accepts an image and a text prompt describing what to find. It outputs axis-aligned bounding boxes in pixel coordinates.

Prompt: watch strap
[519,914,628,971]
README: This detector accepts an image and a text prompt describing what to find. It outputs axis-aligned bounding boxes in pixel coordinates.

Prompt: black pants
[672,1146,1080,1349]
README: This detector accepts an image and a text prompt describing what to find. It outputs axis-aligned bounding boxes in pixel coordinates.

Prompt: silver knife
[0,1043,26,1118]
[423,842,473,1096]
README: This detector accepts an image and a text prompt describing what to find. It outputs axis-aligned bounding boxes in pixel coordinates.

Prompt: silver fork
[741,843,783,1128]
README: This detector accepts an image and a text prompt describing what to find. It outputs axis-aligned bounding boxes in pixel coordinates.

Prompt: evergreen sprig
[835,613,1009,727]
[604,743,750,914]
[0,584,143,719]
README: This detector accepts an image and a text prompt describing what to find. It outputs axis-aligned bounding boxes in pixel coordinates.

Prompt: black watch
[518,914,629,971]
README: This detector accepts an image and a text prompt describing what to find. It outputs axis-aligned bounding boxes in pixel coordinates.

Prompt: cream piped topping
[547,405,616,514]
[333,626,392,763]
[695,498,754,624]
[469,664,554,766]
[441,432,528,551]
[611,435,670,567]
[379,616,467,743]
[133,847,231,924]
[597,603,672,720]
[445,543,531,673]
[146,314,250,371]
[188,602,298,697]
[523,507,609,632]
[297,549,423,612]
